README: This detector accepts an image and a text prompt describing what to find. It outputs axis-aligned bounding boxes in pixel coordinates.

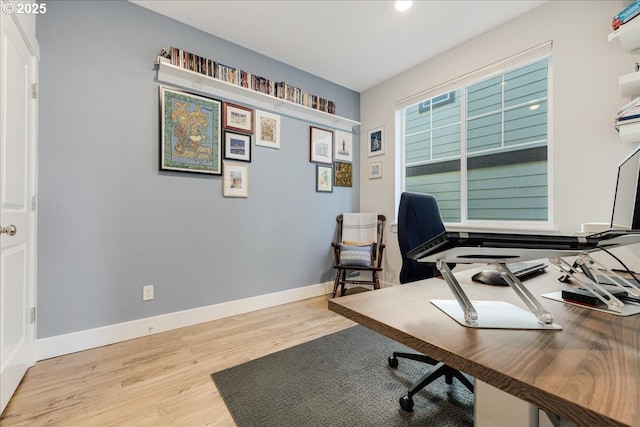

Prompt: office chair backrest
[397,192,446,284]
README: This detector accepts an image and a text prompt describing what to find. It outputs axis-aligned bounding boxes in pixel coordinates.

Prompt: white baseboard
[36,281,333,361]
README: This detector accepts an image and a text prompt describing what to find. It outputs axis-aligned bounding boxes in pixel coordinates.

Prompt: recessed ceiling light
[395,1,413,12]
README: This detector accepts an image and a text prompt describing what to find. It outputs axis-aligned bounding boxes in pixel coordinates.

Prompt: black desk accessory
[472,261,548,286]
[561,285,628,307]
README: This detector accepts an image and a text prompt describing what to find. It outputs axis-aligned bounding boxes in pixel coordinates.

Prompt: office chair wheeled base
[389,354,474,412]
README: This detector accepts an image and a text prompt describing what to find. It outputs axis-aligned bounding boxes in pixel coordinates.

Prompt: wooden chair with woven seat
[331,213,386,298]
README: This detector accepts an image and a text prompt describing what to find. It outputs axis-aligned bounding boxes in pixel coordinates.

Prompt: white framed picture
[223,163,249,197]
[368,161,382,179]
[367,126,384,157]
[334,130,353,162]
[255,110,281,149]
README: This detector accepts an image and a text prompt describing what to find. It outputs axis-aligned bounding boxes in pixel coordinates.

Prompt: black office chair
[388,192,474,412]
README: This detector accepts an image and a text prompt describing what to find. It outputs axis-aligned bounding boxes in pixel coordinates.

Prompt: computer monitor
[611,145,640,230]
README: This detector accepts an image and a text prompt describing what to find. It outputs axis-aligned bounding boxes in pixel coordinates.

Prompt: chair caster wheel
[388,356,398,368]
[399,395,414,412]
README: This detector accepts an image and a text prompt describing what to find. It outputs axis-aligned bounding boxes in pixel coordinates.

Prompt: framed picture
[255,110,281,149]
[334,161,353,187]
[334,130,353,162]
[224,131,251,162]
[223,102,254,134]
[310,126,334,164]
[316,164,333,193]
[160,86,222,174]
[223,163,249,197]
[367,126,384,157]
[368,161,383,179]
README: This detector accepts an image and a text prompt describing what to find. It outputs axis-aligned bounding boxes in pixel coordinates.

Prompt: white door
[0,8,37,414]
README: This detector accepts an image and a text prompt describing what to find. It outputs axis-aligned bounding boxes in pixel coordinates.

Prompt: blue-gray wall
[36,1,360,338]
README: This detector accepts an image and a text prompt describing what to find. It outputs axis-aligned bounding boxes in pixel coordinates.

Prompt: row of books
[163,47,336,115]
[616,116,640,127]
[612,0,640,30]
[616,97,640,126]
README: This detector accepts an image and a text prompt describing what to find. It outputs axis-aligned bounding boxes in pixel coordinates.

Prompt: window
[401,57,550,225]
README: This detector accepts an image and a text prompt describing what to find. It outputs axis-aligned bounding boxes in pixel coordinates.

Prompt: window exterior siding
[402,57,549,224]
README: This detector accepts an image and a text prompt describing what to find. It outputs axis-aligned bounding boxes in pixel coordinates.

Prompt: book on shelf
[618,114,640,123]
[617,116,640,126]
[612,0,640,30]
[160,47,337,115]
[617,97,640,123]
[617,97,639,116]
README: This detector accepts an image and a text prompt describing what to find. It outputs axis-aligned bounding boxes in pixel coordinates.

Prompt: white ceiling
[132,0,547,92]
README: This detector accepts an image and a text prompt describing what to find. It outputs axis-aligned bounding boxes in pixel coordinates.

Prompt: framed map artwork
[160,86,222,174]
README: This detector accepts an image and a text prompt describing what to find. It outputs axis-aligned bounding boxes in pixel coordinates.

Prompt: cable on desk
[619,295,640,304]
[600,247,640,284]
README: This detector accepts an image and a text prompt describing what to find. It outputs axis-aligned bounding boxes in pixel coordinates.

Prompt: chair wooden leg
[332,269,341,298]
[374,271,380,290]
[340,270,347,296]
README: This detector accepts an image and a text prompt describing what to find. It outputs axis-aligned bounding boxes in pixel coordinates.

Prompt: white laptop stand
[433,260,561,330]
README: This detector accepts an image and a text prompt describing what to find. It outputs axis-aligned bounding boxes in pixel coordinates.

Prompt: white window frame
[396,42,555,232]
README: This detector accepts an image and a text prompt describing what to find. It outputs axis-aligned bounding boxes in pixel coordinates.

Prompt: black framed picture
[224,131,251,162]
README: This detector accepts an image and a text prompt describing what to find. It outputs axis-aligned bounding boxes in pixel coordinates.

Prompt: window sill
[389,222,560,235]
[445,222,560,234]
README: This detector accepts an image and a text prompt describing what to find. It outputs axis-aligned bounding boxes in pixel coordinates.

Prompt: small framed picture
[223,163,249,197]
[224,131,251,162]
[334,161,353,187]
[310,126,334,164]
[223,102,254,134]
[367,126,384,157]
[368,161,383,179]
[316,164,333,193]
[255,110,281,149]
[334,130,353,162]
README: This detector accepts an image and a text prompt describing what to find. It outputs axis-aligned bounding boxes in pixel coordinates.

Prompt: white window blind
[395,41,553,111]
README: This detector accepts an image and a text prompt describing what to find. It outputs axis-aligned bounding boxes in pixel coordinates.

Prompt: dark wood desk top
[328,268,640,427]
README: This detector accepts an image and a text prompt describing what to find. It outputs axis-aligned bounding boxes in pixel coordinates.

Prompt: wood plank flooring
[0,295,355,426]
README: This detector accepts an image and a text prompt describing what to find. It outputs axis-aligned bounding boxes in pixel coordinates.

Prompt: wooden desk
[328,268,640,427]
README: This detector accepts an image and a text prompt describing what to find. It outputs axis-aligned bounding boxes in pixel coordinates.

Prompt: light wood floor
[0,295,355,426]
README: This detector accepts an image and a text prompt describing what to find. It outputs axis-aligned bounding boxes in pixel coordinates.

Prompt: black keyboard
[471,261,548,286]
[595,274,640,287]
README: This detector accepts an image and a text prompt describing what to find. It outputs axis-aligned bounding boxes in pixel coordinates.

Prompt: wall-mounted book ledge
[155,57,360,132]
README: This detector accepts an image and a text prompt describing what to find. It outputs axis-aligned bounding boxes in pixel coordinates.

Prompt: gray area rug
[211,325,473,426]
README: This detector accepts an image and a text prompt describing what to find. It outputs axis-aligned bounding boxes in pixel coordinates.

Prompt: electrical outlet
[143,285,154,301]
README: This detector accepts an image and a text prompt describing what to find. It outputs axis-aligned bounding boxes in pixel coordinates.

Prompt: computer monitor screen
[611,145,640,230]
